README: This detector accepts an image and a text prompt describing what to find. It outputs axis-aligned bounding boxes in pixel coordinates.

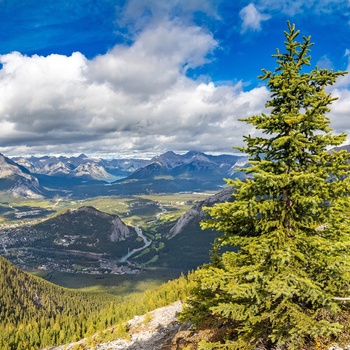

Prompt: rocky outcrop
[48,301,189,350]
[73,162,114,180]
[109,217,131,242]
[46,299,350,350]
[166,186,235,239]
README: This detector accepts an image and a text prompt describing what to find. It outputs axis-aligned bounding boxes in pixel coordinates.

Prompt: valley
[0,149,242,294]
[0,149,239,306]
[0,191,219,293]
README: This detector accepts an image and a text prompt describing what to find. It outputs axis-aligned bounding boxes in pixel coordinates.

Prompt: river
[119,226,152,262]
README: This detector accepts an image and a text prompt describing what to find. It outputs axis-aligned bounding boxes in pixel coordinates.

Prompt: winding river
[119,226,152,262]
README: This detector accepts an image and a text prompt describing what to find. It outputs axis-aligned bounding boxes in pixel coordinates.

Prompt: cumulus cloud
[1,0,350,159]
[239,3,271,33]
[0,20,269,157]
[88,22,217,98]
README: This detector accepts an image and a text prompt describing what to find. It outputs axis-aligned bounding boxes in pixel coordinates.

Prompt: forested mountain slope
[0,256,193,350]
[0,255,118,349]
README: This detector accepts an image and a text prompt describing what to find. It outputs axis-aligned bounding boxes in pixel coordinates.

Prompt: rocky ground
[47,301,350,350]
[94,301,190,350]
[48,301,195,350]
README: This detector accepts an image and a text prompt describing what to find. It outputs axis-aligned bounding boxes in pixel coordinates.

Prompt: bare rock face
[109,217,131,242]
[0,153,44,198]
[10,178,43,198]
[73,162,114,180]
[166,186,235,239]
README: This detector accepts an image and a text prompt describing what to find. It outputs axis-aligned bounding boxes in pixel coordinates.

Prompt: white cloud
[331,50,350,88]
[0,21,270,157]
[88,22,217,98]
[239,3,271,33]
[328,51,350,136]
[327,88,350,138]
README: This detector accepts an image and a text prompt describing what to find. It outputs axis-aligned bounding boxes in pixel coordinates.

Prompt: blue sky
[0,0,349,158]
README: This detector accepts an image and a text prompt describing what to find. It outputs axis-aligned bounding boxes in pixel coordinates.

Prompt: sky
[0,0,350,158]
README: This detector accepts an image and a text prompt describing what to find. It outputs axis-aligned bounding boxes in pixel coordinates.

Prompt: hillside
[0,255,193,350]
[1,206,141,273]
[0,255,118,349]
[167,185,235,239]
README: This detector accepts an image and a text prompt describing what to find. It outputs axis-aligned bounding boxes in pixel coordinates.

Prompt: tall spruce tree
[182,22,350,349]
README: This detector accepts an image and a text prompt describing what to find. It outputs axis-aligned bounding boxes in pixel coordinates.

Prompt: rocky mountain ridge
[12,150,247,182]
[167,185,235,239]
[48,300,350,350]
[49,301,188,350]
[128,150,247,181]
[0,153,44,198]
[1,150,248,198]
[13,154,125,180]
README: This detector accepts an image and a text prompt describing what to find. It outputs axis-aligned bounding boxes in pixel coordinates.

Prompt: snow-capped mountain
[13,154,149,181]
[0,154,44,198]
[12,151,248,182]
[127,151,246,181]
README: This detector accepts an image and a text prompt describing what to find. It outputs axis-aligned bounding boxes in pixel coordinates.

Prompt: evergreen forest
[0,255,193,349]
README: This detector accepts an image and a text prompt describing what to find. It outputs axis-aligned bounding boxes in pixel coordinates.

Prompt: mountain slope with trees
[0,255,194,350]
[182,22,350,350]
[0,255,117,349]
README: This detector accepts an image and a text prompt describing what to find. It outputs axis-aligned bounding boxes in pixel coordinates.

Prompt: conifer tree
[182,22,350,349]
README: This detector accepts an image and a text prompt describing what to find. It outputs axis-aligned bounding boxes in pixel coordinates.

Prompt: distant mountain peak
[185,150,205,156]
[162,150,177,156]
[59,206,132,242]
[77,153,88,159]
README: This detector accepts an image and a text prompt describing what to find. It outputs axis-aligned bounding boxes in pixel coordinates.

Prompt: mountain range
[128,150,245,181]
[3,144,348,199]
[13,150,246,181]
[1,151,247,198]
[12,153,149,180]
